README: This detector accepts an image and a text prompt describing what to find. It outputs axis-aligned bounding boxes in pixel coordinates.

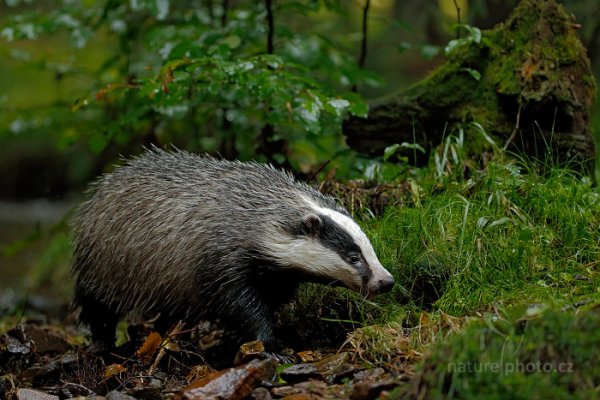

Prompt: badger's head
[264,198,395,296]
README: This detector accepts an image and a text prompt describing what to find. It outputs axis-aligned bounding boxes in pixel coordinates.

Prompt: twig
[259,0,288,166]
[503,102,522,151]
[221,0,229,27]
[265,0,274,54]
[307,159,331,183]
[352,0,370,93]
[148,321,186,375]
[219,0,234,158]
[358,0,370,70]
[452,0,461,39]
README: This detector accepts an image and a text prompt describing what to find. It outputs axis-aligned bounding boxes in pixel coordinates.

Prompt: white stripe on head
[259,196,394,294]
[302,198,381,268]
[259,233,363,291]
[302,197,394,293]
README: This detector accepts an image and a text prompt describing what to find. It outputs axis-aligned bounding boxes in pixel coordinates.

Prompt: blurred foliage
[2,0,598,187]
[0,0,380,176]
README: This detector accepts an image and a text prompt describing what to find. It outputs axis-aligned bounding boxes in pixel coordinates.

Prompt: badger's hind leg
[74,287,120,350]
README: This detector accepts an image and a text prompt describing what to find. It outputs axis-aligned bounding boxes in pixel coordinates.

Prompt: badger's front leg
[227,286,277,345]
[215,279,297,362]
[198,261,298,361]
[216,291,282,361]
[232,296,297,363]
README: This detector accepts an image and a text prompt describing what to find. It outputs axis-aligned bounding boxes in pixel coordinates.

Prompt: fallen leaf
[136,332,162,362]
[103,363,127,379]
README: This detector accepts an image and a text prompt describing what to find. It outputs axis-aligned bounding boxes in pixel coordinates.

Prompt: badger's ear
[301,213,322,235]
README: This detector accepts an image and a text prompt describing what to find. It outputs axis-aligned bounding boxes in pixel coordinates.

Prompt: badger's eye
[349,255,361,264]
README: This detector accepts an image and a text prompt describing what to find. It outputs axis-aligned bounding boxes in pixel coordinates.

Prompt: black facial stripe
[315,215,372,282]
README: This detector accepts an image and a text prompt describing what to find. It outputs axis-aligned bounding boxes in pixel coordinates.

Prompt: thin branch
[221,0,229,27]
[503,102,522,151]
[218,0,233,158]
[358,0,370,69]
[452,0,461,39]
[307,159,331,183]
[265,0,274,54]
[352,0,370,93]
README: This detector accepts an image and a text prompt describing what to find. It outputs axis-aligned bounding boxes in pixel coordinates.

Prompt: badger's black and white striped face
[263,198,395,296]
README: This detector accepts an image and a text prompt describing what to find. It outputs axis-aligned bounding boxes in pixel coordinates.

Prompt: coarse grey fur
[71,147,394,351]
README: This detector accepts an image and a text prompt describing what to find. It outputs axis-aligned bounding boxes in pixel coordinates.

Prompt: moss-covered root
[344,0,596,175]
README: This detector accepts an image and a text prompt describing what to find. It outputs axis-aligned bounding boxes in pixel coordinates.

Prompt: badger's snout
[377,275,395,293]
[367,266,395,295]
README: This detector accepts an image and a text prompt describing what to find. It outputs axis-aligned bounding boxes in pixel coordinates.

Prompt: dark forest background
[1,0,599,202]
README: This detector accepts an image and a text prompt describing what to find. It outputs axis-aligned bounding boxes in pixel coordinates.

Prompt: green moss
[385,0,596,170]
[486,0,595,101]
[393,307,600,399]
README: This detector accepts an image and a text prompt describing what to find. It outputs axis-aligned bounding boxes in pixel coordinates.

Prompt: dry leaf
[136,332,162,362]
[103,363,127,379]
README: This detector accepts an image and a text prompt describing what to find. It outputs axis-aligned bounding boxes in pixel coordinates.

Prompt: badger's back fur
[72,148,394,350]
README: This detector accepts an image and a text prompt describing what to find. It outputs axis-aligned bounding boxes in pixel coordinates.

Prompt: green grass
[363,158,600,317]
[343,152,600,395]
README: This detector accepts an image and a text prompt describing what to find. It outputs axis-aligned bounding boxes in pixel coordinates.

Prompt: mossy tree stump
[344,0,596,174]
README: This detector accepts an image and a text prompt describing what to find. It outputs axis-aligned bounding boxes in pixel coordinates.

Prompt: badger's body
[72,148,394,350]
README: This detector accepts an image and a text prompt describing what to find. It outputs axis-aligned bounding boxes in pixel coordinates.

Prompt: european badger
[71,147,394,354]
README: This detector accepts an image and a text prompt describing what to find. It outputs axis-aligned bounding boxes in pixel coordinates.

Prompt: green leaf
[468,26,481,44]
[341,92,368,118]
[421,44,441,59]
[400,142,426,153]
[445,24,482,55]
[220,35,242,49]
[383,144,400,161]
[384,142,426,162]
[88,132,109,154]
[470,122,498,149]
[460,67,481,81]
[325,98,350,116]
[445,39,462,55]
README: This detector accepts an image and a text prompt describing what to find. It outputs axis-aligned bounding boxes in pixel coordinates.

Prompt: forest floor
[2,156,600,399]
